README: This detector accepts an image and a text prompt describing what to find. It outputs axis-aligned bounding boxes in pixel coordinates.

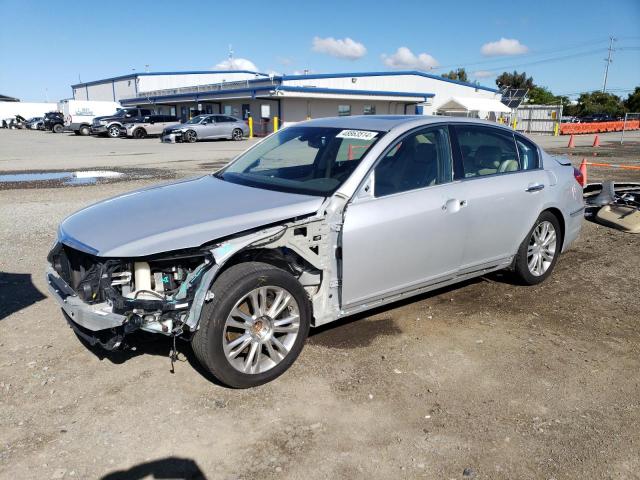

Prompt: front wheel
[107,125,120,138]
[232,128,243,141]
[79,125,90,136]
[192,262,311,388]
[184,129,197,143]
[513,211,562,285]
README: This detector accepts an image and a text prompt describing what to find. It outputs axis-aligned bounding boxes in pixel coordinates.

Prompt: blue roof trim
[282,70,499,93]
[277,85,433,99]
[119,85,433,105]
[71,70,270,88]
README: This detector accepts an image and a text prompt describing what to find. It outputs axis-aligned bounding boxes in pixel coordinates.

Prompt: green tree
[441,68,469,82]
[624,87,640,112]
[575,91,624,116]
[526,86,558,104]
[495,71,534,90]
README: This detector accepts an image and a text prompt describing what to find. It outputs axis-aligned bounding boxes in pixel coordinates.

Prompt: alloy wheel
[222,285,300,374]
[527,220,557,276]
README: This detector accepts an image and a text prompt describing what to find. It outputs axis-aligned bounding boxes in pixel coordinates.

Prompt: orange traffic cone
[579,158,588,186]
[567,134,575,148]
[592,134,600,147]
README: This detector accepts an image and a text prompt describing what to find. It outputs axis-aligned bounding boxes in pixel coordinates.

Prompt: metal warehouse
[71,70,505,134]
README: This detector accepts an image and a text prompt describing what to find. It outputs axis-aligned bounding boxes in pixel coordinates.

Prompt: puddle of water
[0,170,124,186]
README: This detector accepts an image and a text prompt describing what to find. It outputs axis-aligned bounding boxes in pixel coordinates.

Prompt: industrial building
[71,70,506,134]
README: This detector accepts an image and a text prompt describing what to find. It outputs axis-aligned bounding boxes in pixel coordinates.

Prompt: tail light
[573,167,585,187]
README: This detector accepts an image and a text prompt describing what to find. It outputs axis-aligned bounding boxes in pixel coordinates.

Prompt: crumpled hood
[59,176,324,257]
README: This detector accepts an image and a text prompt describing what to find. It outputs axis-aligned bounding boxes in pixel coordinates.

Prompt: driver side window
[374,126,453,197]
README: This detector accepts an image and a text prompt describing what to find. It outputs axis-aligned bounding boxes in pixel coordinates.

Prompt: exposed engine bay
[46,214,333,351]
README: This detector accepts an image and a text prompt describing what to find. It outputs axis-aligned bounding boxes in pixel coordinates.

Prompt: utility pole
[602,36,616,93]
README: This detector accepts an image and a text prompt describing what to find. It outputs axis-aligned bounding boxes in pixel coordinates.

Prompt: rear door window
[515,135,540,170]
[454,126,520,178]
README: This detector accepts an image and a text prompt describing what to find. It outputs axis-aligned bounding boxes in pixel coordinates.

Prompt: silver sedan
[47,115,584,387]
[161,114,248,143]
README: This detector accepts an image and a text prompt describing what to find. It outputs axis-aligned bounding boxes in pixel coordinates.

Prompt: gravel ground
[0,129,639,480]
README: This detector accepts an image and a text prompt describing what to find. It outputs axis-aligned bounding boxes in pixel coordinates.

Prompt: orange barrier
[580,158,640,185]
[346,144,368,160]
[560,120,640,135]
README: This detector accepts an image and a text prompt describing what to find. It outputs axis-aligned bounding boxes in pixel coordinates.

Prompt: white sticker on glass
[335,130,378,140]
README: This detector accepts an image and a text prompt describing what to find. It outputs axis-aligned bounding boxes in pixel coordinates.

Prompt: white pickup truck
[59,100,121,135]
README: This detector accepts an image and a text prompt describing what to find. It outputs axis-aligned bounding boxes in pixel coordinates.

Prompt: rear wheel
[133,128,146,139]
[192,262,311,388]
[79,125,90,136]
[232,128,243,141]
[513,211,562,285]
[184,130,197,143]
[107,125,120,138]
[52,123,63,134]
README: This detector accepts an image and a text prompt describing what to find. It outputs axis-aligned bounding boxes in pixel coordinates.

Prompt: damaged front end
[46,242,214,350]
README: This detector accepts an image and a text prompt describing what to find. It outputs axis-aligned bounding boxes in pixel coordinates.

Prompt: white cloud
[312,36,367,60]
[480,38,528,56]
[381,47,439,70]
[276,56,294,66]
[214,57,259,71]
[473,70,496,78]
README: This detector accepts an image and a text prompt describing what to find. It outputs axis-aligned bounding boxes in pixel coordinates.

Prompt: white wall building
[71,70,505,134]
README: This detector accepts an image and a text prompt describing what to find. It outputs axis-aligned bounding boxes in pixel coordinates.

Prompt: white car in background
[123,114,180,139]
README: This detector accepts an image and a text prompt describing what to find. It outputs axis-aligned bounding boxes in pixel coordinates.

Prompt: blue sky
[0,0,638,101]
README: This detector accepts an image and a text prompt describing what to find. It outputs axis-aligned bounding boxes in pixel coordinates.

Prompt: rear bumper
[563,206,584,252]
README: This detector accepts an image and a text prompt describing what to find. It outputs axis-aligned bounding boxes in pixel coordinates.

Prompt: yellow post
[273,116,279,132]
[512,118,517,130]
[248,117,253,138]
[553,122,559,136]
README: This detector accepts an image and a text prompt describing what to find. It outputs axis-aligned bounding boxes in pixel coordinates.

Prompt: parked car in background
[161,114,248,143]
[43,112,65,133]
[91,107,153,138]
[47,116,584,388]
[123,114,180,139]
[26,117,44,129]
[59,100,122,136]
[581,113,612,123]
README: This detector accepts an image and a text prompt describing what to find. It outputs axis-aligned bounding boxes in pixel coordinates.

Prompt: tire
[231,128,243,141]
[79,125,90,136]
[52,123,63,134]
[107,125,121,138]
[192,262,311,388]
[513,211,563,285]
[133,128,146,139]
[184,129,197,143]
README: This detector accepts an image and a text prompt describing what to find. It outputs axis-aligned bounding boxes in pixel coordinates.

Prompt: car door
[452,125,547,272]
[341,125,469,307]
[198,116,217,138]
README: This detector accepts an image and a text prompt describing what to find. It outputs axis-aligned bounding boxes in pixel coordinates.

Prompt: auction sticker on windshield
[336,130,378,140]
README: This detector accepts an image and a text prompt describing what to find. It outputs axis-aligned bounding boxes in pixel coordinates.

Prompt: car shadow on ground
[0,271,46,320]
[100,456,207,480]
[73,270,516,386]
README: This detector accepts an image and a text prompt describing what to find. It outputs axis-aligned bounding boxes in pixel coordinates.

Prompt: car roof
[301,115,516,133]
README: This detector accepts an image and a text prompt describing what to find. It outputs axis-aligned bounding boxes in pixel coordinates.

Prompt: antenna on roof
[145,64,150,73]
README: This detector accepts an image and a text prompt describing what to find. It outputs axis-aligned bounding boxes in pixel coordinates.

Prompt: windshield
[216,126,383,196]
[185,115,206,125]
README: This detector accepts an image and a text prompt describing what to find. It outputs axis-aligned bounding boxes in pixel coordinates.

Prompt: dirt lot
[0,129,639,480]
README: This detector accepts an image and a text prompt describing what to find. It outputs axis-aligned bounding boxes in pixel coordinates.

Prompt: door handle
[442,198,467,213]
[526,184,545,192]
